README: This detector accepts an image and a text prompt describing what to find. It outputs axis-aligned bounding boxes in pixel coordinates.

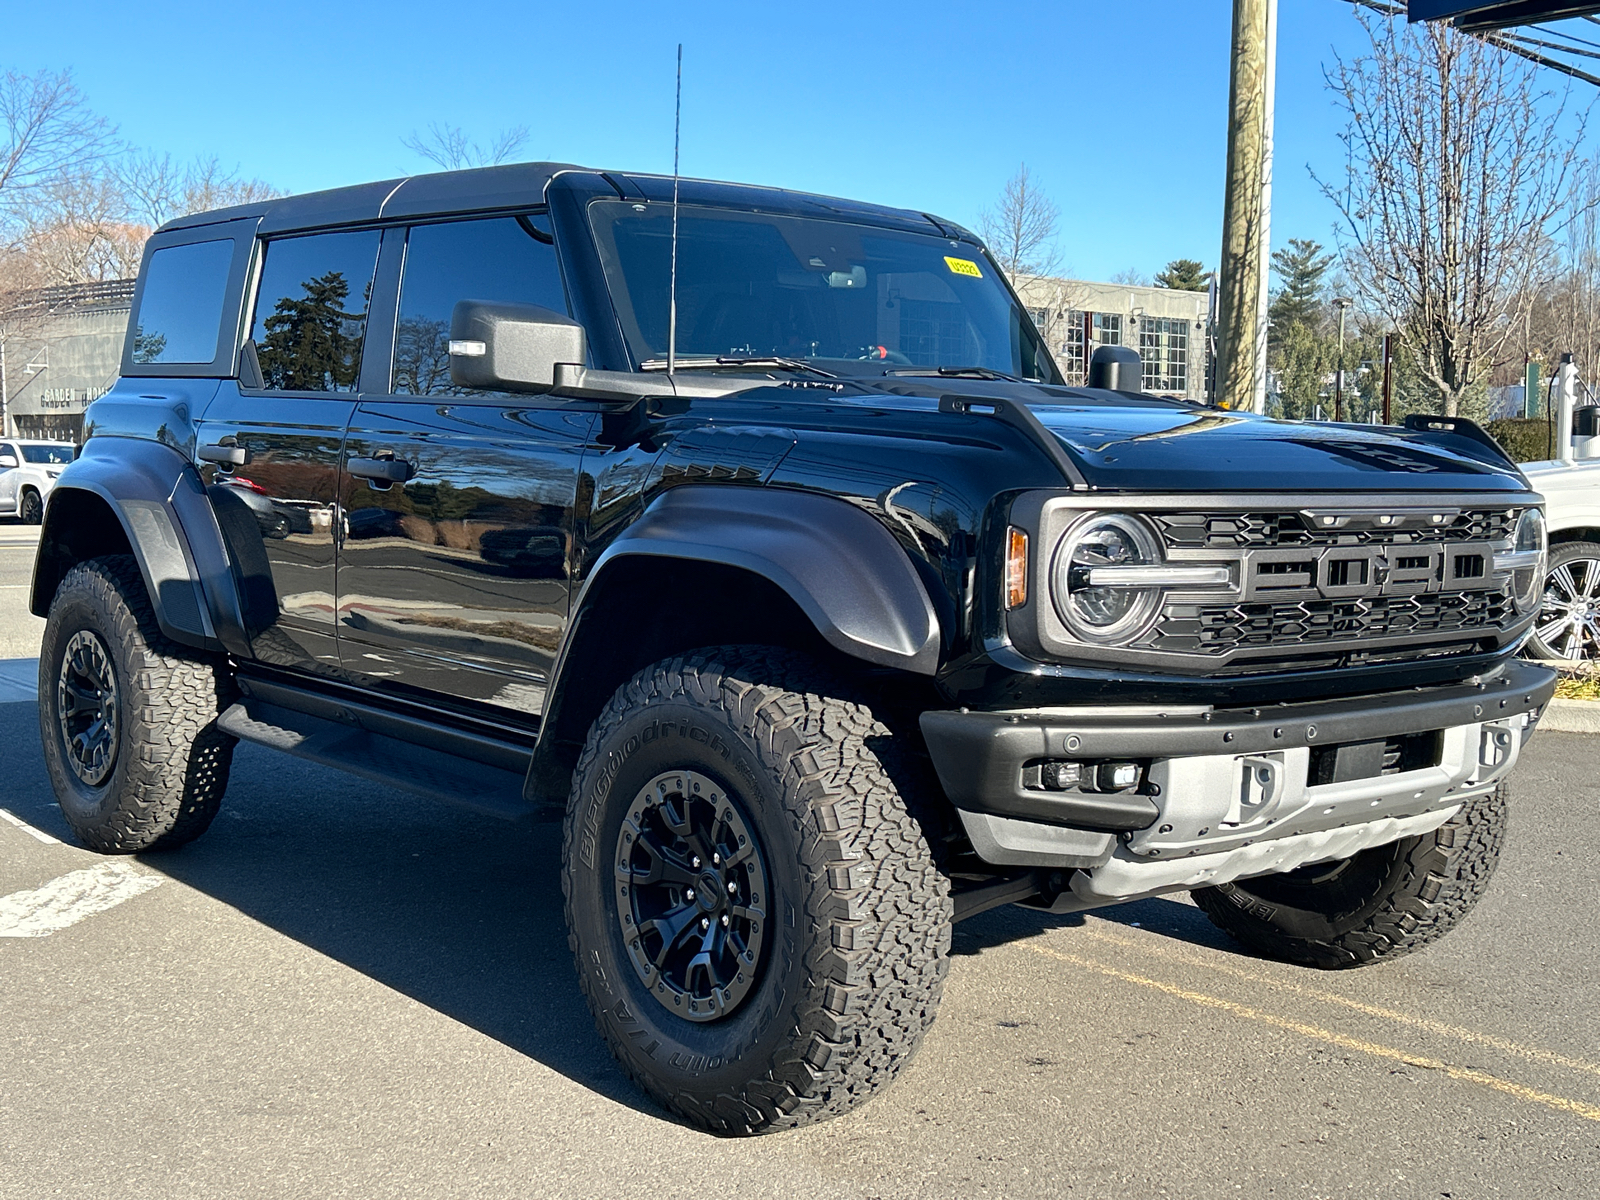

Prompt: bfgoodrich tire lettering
[39,555,236,853]
[562,646,952,1134]
[1192,785,1508,969]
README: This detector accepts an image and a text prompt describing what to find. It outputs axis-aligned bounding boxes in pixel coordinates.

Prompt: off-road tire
[39,555,236,853]
[562,646,953,1134]
[1192,785,1508,969]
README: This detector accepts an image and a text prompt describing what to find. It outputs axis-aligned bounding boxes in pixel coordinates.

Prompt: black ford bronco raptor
[33,162,1556,1133]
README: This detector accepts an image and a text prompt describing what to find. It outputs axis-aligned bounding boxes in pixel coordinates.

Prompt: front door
[0,442,20,514]
[197,227,381,672]
[336,214,594,720]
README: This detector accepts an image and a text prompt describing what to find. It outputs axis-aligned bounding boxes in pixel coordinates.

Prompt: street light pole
[1333,297,1352,422]
[1251,0,1278,415]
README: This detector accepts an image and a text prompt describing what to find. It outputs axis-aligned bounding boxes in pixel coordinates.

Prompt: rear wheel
[19,488,42,525]
[1192,785,1507,969]
[39,556,236,853]
[562,646,952,1133]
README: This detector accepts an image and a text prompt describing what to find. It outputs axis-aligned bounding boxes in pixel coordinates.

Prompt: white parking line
[0,862,162,938]
[0,808,59,844]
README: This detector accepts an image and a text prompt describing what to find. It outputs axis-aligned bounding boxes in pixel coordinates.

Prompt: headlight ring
[1050,513,1166,645]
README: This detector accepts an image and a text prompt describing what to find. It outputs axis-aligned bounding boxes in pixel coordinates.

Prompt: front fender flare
[578,485,942,674]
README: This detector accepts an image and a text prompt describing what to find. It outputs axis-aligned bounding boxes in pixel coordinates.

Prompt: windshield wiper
[640,355,838,378]
[886,365,1022,382]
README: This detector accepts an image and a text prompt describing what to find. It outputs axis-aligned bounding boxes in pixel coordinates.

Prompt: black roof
[157,161,975,242]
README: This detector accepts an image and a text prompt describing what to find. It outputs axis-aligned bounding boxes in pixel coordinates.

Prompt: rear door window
[250,230,381,392]
[392,216,568,395]
[132,239,235,364]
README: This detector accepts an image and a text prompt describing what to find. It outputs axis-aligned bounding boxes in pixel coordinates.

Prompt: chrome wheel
[614,769,769,1023]
[1533,554,1600,661]
[56,629,120,786]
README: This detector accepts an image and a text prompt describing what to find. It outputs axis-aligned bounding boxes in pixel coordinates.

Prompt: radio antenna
[667,43,683,376]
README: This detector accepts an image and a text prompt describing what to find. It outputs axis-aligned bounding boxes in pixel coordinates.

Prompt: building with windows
[0,280,133,442]
[1013,276,1211,402]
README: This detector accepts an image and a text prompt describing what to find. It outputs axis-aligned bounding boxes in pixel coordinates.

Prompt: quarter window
[392,216,568,395]
[249,230,380,392]
[132,239,234,365]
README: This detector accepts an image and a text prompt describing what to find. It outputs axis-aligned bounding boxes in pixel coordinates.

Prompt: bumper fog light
[1091,762,1142,792]
[1039,761,1083,791]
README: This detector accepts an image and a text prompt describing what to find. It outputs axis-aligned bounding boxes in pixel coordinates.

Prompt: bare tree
[1527,159,1600,380]
[401,123,530,171]
[115,151,281,229]
[1318,15,1583,416]
[1110,267,1152,287]
[978,164,1061,283]
[18,169,145,283]
[0,70,113,226]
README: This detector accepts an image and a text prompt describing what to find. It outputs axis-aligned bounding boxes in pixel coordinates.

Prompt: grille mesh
[1142,589,1514,656]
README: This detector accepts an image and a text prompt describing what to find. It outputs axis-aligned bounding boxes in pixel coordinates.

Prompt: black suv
[33,163,1556,1133]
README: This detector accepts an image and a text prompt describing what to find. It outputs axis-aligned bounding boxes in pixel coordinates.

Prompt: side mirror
[0,455,16,469]
[449,300,587,392]
[1088,345,1143,393]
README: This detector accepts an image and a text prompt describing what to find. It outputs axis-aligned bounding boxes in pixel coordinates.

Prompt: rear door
[196,228,380,672]
[0,443,20,513]
[336,213,595,720]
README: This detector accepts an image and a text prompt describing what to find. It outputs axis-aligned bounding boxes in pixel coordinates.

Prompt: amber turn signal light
[1005,526,1029,609]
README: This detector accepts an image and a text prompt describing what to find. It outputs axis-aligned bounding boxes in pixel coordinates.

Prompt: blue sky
[5,1,1589,282]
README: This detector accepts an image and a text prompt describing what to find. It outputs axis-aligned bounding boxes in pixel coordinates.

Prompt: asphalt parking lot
[1,524,1597,1199]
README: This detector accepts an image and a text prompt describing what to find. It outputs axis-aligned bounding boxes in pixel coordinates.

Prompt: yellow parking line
[1023,942,1600,1124]
[1075,923,1600,1081]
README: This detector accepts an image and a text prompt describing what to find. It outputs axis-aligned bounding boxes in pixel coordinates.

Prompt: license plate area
[1307,730,1443,785]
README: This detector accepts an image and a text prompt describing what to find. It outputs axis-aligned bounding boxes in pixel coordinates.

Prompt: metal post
[1556,353,1577,465]
[0,332,7,439]
[1333,298,1351,423]
[1524,360,1539,419]
[1382,333,1393,424]
[1215,0,1270,410]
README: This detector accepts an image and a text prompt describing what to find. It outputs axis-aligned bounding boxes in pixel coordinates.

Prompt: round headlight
[1051,514,1164,644]
[1512,508,1546,612]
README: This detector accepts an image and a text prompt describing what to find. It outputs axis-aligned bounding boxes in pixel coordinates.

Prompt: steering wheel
[855,345,913,364]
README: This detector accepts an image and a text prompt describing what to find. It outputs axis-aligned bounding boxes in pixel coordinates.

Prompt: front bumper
[921,658,1556,880]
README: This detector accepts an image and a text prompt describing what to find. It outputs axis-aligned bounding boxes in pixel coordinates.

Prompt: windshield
[20,445,74,464]
[589,201,1058,381]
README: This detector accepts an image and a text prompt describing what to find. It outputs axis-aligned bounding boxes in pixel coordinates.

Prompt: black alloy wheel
[56,628,120,787]
[19,489,43,524]
[615,769,769,1022]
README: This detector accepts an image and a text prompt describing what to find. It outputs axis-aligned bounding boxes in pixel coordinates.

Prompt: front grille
[1152,508,1516,550]
[1142,588,1514,656]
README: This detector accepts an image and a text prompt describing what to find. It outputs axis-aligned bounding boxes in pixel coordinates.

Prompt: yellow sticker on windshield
[945,256,983,278]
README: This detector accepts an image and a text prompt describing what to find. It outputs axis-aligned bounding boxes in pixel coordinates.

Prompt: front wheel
[19,489,42,525]
[562,646,952,1134]
[1192,785,1508,969]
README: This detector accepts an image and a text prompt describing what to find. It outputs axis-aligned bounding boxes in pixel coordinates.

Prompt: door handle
[347,456,414,484]
[198,443,249,466]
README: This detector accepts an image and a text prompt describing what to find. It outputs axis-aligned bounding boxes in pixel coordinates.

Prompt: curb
[1542,698,1600,734]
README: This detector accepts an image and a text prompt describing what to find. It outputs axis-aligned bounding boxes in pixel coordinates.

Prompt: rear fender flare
[31,437,249,655]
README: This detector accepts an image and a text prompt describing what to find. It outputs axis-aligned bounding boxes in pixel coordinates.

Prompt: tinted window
[393,216,568,395]
[250,230,380,392]
[132,239,234,364]
[20,445,74,464]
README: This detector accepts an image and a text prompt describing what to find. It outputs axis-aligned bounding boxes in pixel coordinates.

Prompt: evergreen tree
[1153,258,1208,291]
[257,271,361,391]
[1268,239,1334,336]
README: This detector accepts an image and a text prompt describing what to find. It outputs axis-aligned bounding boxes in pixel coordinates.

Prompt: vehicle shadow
[950,891,1240,958]
[0,702,659,1121]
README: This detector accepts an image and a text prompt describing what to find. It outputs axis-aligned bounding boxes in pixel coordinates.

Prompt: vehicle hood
[1028,405,1528,494]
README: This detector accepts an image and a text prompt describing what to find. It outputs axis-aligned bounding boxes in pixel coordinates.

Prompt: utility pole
[1216,0,1271,410]
[1333,297,1352,422]
[1382,333,1393,425]
[1251,0,1278,415]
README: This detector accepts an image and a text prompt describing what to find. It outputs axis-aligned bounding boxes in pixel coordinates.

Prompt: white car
[0,439,76,525]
